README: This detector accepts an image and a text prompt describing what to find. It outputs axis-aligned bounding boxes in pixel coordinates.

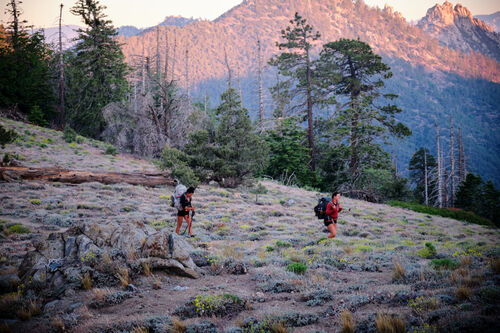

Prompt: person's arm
[180,195,190,211]
[338,203,342,212]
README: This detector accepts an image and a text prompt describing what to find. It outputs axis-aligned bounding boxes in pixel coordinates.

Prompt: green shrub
[105,144,117,155]
[286,262,307,274]
[8,224,30,234]
[160,146,199,188]
[63,125,77,143]
[417,242,437,258]
[0,125,18,148]
[76,136,85,144]
[388,201,493,226]
[430,258,459,270]
[276,240,292,248]
[27,105,48,127]
[30,199,41,205]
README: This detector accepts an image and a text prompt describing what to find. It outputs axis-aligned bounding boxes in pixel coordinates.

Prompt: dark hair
[187,186,196,194]
[332,191,339,198]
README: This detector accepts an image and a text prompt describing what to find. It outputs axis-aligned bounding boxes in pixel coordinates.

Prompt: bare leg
[176,216,184,234]
[187,215,193,236]
[327,223,337,238]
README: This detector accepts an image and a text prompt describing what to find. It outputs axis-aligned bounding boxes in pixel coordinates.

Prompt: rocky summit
[418,1,500,61]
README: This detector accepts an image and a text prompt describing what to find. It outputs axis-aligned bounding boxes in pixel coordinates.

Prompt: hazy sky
[1,0,498,28]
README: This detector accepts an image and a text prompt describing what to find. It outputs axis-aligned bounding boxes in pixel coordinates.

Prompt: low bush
[286,262,307,275]
[63,125,77,143]
[7,224,30,234]
[430,258,459,270]
[0,125,18,148]
[388,201,493,226]
[417,242,437,259]
[105,144,118,155]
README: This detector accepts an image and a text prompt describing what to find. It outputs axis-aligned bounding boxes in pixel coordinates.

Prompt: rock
[43,299,62,313]
[68,302,84,313]
[208,180,219,187]
[185,320,218,333]
[126,284,138,292]
[19,220,200,298]
[282,199,296,207]
[173,285,189,291]
[0,273,20,293]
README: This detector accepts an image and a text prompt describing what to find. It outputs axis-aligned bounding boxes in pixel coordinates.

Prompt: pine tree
[317,38,411,183]
[269,12,321,170]
[265,117,315,187]
[213,88,268,187]
[66,0,128,138]
[0,1,54,121]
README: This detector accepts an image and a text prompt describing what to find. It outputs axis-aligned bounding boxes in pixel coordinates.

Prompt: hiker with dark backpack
[325,191,342,238]
[174,186,196,237]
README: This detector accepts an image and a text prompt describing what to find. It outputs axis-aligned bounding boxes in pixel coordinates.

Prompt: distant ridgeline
[119,0,500,186]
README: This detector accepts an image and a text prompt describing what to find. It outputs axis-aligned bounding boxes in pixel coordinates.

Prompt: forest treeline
[0,0,498,225]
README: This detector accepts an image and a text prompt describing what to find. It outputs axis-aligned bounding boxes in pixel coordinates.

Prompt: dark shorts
[324,219,337,227]
[177,210,189,217]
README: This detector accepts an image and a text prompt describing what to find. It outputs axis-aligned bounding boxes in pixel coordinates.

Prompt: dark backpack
[314,197,331,219]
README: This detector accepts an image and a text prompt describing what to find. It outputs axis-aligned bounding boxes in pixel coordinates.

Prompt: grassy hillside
[0,118,499,332]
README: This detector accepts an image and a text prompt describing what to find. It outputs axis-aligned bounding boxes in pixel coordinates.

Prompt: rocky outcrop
[418,2,500,61]
[18,220,199,298]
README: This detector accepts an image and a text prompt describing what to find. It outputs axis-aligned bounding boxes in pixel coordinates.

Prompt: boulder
[19,220,200,296]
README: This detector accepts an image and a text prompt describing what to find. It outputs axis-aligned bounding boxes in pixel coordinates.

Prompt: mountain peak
[418,2,499,60]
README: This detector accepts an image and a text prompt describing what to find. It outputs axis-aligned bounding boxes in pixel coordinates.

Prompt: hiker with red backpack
[314,191,343,238]
[325,192,342,238]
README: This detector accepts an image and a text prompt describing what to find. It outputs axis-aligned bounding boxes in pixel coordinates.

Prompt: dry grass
[92,288,108,302]
[116,266,130,288]
[169,318,186,333]
[456,286,472,300]
[128,245,137,261]
[0,293,22,317]
[152,275,162,290]
[459,256,471,267]
[132,327,148,333]
[81,272,92,290]
[375,313,406,333]
[491,258,500,274]
[142,261,151,276]
[457,267,469,277]
[392,262,405,281]
[51,317,65,331]
[102,252,112,265]
[343,246,353,255]
[0,323,12,333]
[310,272,325,284]
[16,307,31,321]
[341,310,355,333]
[270,321,288,333]
[222,244,243,259]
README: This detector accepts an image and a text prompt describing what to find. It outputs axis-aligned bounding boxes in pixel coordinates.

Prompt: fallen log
[0,166,174,187]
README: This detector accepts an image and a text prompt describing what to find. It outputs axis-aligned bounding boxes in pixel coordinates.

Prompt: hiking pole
[181,209,195,235]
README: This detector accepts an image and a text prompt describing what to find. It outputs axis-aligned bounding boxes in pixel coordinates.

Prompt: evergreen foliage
[0,124,18,148]
[62,124,77,143]
[66,0,128,138]
[27,105,48,127]
[0,4,54,120]
[250,183,268,203]
[455,174,500,225]
[160,146,199,188]
[316,39,411,184]
[264,117,315,187]
[269,12,321,169]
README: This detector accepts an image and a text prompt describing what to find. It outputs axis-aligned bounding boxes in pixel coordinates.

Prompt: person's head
[332,191,340,201]
[186,186,195,198]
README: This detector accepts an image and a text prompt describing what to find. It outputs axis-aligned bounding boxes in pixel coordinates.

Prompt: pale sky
[1,0,499,29]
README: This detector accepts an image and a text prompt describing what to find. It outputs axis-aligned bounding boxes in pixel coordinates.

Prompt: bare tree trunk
[185,49,190,101]
[58,3,65,127]
[237,61,243,108]
[424,151,429,206]
[458,127,466,183]
[141,41,146,94]
[305,46,315,170]
[436,124,443,208]
[9,0,19,49]
[444,168,449,207]
[450,115,455,206]
[171,29,177,81]
[224,47,232,89]
[257,39,264,134]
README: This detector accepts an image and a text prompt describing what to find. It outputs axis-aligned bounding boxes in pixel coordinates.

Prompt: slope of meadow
[0,118,499,332]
